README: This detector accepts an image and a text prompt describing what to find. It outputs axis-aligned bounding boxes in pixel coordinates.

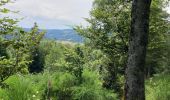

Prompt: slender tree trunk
[125,0,152,100]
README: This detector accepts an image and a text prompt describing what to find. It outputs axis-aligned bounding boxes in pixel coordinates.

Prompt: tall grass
[146,74,170,100]
[0,73,50,100]
[3,75,34,100]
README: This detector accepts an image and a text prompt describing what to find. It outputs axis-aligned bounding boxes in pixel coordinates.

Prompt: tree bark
[125,0,152,100]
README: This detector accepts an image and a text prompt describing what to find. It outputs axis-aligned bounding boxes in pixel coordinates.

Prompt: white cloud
[5,0,93,29]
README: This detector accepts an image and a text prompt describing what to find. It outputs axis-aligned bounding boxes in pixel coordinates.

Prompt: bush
[44,69,117,100]
[0,64,118,100]
[51,72,77,100]
[72,69,117,100]
[39,40,67,72]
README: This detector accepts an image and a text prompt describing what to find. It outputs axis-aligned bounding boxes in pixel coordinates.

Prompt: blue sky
[5,0,94,29]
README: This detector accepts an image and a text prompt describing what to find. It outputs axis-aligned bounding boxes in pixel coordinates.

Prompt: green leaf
[0,8,10,13]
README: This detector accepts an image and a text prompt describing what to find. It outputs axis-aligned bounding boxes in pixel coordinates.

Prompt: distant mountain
[24,28,84,43]
[45,29,83,43]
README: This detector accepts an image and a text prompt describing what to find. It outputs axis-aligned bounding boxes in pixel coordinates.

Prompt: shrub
[72,69,117,100]
[0,66,118,100]
[50,72,77,100]
[43,69,117,100]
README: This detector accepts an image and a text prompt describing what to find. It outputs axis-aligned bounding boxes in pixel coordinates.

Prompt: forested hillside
[24,28,83,43]
[0,0,170,100]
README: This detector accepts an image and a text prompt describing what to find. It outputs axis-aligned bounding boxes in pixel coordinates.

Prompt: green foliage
[0,73,50,100]
[75,0,170,92]
[41,40,66,71]
[51,72,77,100]
[26,72,51,99]
[0,0,18,83]
[0,37,8,57]
[0,22,45,83]
[63,46,84,83]
[4,75,34,100]
[72,69,117,100]
[45,68,117,100]
[0,57,14,84]
[146,74,170,100]
[145,0,170,76]
[0,87,8,100]
[75,0,130,92]
[0,67,117,100]
[0,1,45,82]
[27,23,45,73]
[0,0,169,99]
[40,39,123,93]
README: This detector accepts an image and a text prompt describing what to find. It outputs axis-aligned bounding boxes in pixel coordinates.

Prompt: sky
[5,0,94,29]
[4,0,170,29]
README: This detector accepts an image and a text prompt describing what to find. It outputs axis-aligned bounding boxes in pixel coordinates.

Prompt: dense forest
[0,0,170,100]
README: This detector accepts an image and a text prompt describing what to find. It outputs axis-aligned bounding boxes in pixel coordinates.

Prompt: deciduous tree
[125,0,152,100]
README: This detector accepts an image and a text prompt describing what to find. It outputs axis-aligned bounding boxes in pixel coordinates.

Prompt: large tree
[125,0,152,100]
[0,1,45,83]
[76,0,130,92]
[76,0,170,94]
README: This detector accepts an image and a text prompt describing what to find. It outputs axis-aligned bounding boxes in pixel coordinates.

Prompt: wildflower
[153,83,156,86]
[36,91,39,94]
[32,95,36,98]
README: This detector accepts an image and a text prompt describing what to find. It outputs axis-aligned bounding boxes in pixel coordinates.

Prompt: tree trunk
[125,0,152,100]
